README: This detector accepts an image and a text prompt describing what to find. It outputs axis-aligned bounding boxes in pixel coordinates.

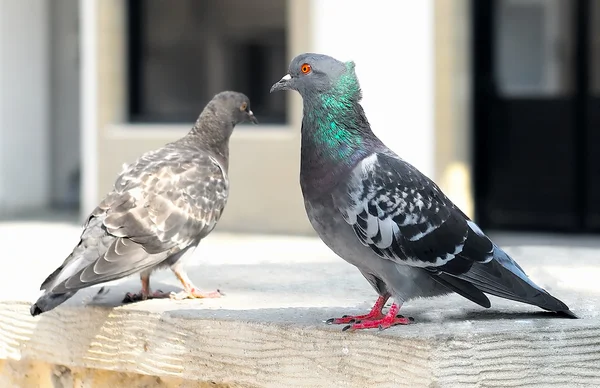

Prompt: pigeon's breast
[304,195,374,269]
[304,195,450,301]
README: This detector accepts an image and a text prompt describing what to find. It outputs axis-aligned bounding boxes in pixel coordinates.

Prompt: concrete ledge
[1,222,600,387]
[0,359,243,388]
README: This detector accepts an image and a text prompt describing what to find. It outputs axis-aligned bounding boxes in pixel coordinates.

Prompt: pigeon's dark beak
[247,110,258,124]
[270,74,292,93]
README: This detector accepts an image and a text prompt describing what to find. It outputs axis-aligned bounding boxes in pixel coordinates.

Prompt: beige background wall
[434,0,474,219]
[93,0,313,235]
[90,0,473,234]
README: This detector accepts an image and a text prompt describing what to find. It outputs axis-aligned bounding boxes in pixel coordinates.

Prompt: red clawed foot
[342,303,414,331]
[327,311,385,325]
[327,295,389,325]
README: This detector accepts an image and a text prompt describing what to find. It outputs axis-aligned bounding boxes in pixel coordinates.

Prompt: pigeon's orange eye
[300,63,312,74]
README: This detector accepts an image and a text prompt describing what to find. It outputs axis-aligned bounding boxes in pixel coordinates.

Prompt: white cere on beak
[281,74,291,81]
[249,110,254,115]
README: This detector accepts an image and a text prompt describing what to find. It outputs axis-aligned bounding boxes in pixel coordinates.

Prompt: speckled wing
[45,149,228,294]
[333,152,575,313]
[333,152,494,275]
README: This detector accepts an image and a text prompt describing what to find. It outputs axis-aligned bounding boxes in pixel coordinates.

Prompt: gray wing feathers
[42,150,228,294]
[51,239,168,294]
[335,153,492,268]
[335,153,575,316]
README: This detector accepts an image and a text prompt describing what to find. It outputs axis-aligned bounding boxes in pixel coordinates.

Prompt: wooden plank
[1,300,600,387]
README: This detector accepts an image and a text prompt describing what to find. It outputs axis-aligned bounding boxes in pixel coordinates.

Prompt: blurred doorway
[89,1,313,234]
[50,0,81,214]
[473,0,600,233]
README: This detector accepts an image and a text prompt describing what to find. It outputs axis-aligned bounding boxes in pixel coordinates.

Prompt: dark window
[127,0,288,125]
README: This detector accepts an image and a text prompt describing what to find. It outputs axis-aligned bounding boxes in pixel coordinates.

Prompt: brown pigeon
[31,91,257,316]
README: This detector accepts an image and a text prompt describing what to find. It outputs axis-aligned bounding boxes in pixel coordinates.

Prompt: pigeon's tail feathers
[458,245,576,317]
[431,272,491,308]
[49,247,169,295]
[39,247,97,293]
[30,291,77,316]
[40,227,168,295]
[40,263,69,291]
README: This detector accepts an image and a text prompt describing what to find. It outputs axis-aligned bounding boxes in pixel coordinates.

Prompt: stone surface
[1,221,600,387]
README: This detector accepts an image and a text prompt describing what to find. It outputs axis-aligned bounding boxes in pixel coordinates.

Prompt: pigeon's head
[270,53,361,100]
[210,91,258,126]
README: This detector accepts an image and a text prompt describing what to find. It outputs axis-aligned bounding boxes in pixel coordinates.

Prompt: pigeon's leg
[122,273,166,303]
[342,303,414,331]
[169,266,222,300]
[326,294,391,325]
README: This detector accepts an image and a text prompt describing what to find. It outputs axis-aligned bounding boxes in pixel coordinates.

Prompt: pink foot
[326,311,385,325]
[341,303,414,331]
[326,295,389,325]
[169,288,223,300]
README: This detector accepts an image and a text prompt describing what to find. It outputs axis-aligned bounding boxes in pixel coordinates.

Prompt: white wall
[310,0,435,178]
[0,0,50,214]
[79,0,98,218]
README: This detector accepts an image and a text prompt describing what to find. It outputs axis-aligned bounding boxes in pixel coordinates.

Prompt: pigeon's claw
[169,288,223,300]
[122,274,169,303]
[340,303,414,332]
[342,315,413,332]
[170,267,224,300]
[122,290,167,303]
[326,294,390,325]
[326,311,385,325]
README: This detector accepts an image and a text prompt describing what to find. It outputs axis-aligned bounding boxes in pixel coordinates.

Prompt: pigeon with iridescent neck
[270,53,576,331]
[30,91,258,316]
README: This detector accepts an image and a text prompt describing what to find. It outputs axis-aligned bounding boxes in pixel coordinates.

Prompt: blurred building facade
[0,0,598,234]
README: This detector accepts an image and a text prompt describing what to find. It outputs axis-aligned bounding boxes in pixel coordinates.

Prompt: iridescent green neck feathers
[302,61,367,161]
